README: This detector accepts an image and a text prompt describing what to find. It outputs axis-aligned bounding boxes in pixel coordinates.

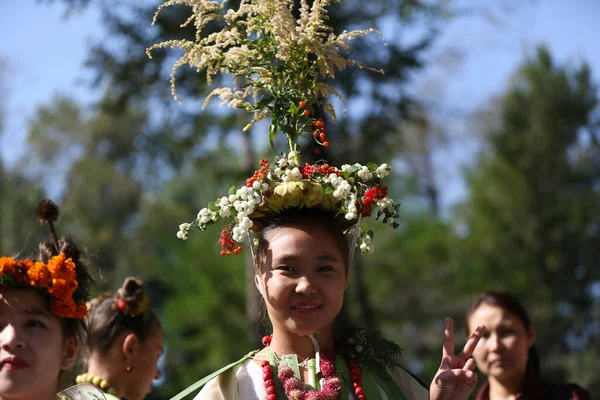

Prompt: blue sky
[1,0,599,208]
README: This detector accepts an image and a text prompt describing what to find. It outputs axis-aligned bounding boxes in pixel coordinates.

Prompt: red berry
[299,101,307,108]
[323,141,329,147]
[303,109,310,116]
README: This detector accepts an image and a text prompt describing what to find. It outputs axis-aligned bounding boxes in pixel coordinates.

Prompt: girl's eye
[318,265,334,272]
[25,320,47,329]
[276,266,294,272]
[498,329,515,338]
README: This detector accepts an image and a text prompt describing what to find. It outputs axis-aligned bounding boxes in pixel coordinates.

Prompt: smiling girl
[170,208,484,400]
[149,0,485,397]
[0,200,91,400]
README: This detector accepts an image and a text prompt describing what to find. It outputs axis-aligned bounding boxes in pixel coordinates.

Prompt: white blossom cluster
[177,151,400,255]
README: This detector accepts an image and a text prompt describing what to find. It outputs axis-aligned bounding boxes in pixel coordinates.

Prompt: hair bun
[59,238,81,263]
[36,199,60,223]
[38,241,59,262]
[116,277,149,317]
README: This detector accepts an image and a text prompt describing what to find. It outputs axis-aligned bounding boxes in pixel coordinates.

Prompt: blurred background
[1,0,599,398]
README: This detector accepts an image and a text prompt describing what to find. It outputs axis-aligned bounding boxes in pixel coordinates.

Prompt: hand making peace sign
[429,318,486,400]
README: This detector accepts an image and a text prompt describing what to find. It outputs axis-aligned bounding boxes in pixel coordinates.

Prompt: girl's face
[121,327,164,400]
[0,289,77,400]
[256,223,348,339]
[467,303,534,384]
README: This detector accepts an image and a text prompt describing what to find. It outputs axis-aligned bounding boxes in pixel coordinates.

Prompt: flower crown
[0,254,88,319]
[150,0,399,257]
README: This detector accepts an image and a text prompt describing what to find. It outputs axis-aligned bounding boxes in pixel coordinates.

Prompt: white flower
[177,223,191,240]
[197,208,210,218]
[261,183,269,192]
[387,217,395,225]
[278,158,288,168]
[239,216,253,230]
[234,200,245,212]
[376,163,391,178]
[360,241,374,253]
[219,206,231,218]
[357,166,373,182]
[252,180,261,190]
[228,194,237,203]
[345,212,357,220]
[283,167,302,182]
[377,197,394,210]
[238,212,247,220]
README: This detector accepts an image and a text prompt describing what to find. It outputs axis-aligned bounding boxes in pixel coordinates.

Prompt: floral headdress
[149,0,400,258]
[0,200,89,319]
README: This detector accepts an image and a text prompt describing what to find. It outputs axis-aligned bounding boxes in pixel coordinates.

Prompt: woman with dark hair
[466,290,592,400]
[76,277,163,400]
[0,199,92,400]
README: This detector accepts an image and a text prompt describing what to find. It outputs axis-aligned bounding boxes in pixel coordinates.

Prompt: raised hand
[429,317,485,400]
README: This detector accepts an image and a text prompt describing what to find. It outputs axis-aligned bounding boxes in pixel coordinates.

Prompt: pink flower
[283,378,305,392]
[277,364,296,380]
[288,389,304,400]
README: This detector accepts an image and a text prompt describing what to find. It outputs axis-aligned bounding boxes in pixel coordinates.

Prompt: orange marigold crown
[0,253,88,319]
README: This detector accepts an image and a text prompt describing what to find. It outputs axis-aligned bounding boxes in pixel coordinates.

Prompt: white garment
[194,359,428,400]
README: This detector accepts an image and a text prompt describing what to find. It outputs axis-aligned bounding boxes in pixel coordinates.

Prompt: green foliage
[455,46,600,389]
[21,0,600,398]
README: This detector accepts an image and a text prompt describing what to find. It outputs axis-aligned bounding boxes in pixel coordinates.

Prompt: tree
[455,46,600,390]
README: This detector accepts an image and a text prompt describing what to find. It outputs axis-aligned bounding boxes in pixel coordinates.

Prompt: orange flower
[0,257,17,276]
[0,255,87,319]
[50,298,76,318]
[27,261,52,287]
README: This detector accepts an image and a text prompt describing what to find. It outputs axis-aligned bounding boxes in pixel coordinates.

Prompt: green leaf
[256,96,274,109]
[367,162,378,170]
[228,186,237,195]
[269,124,277,148]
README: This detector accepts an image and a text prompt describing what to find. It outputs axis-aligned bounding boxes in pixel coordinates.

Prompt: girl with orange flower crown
[148,0,486,399]
[0,199,98,400]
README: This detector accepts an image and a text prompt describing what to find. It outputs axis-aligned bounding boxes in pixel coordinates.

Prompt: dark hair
[255,208,351,270]
[465,290,541,385]
[87,277,161,356]
[36,204,92,346]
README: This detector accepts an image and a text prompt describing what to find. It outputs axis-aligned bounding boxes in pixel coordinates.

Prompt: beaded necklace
[75,373,119,397]
[260,335,367,400]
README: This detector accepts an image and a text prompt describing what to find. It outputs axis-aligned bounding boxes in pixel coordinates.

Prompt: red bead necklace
[260,335,367,400]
